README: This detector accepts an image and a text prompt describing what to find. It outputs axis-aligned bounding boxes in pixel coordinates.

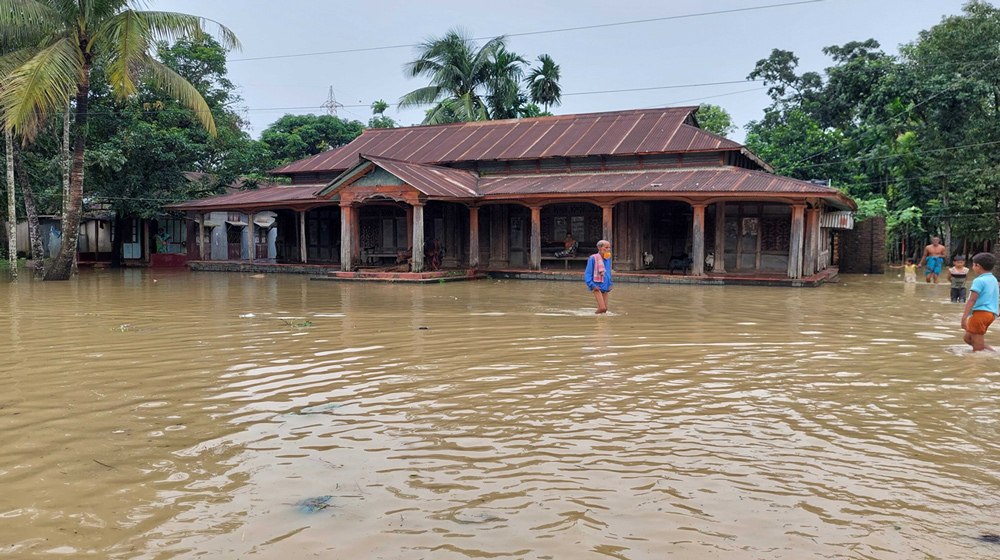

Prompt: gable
[353,167,405,187]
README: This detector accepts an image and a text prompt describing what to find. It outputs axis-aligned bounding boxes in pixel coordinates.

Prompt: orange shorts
[967,310,996,335]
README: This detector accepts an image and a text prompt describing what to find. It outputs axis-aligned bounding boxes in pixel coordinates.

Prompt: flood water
[2,269,1000,559]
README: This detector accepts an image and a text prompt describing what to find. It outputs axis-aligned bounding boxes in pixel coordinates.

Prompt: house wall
[839,217,887,274]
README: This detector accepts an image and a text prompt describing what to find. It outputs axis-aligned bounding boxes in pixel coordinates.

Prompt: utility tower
[321,86,343,117]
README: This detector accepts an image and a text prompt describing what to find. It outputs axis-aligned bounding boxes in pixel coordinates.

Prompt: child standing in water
[890,258,918,283]
[948,256,969,303]
[961,253,999,352]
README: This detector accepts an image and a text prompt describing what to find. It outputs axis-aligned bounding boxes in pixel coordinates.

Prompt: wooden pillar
[602,204,613,243]
[198,213,206,261]
[804,208,820,276]
[788,204,806,279]
[406,206,414,248]
[246,212,254,263]
[299,210,308,264]
[714,202,726,273]
[529,206,541,271]
[691,203,706,276]
[340,204,353,271]
[469,206,480,268]
[412,203,425,273]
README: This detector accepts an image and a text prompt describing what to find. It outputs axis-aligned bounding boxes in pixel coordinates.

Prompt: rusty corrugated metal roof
[271,107,743,175]
[476,167,847,198]
[166,183,328,210]
[362,155,479,198]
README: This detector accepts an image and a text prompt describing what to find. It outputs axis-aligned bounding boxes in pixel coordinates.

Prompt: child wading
[961,253,999,352]
[948,256,969,303]
[889,258,919,283]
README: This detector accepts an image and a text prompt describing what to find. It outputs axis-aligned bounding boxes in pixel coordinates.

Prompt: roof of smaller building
[167,183,328,210]
[271,106,743,175]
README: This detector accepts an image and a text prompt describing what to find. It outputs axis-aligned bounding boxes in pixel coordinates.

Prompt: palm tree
[527,54,562,113]
[0,1,239,281]
[399,29,504,125]
[486,46,527,120]
[371,99,389,117]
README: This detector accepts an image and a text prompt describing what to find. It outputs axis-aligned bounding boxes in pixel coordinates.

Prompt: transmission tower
[321,86,343,117]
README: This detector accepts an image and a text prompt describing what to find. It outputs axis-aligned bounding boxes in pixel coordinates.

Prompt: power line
[785,138,1000,171]
[227,0,826,63]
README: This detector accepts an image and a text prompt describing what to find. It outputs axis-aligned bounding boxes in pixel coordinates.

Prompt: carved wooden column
[340,204,353,271]
[469,206,480,269]
[412,202,425,273]
[529,206,541,271]
[714,202,726,273]
[788,204,806,279]
[691,203,706,276]
[299,210,308,264]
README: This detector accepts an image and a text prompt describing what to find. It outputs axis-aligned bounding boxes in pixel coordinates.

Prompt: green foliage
[260,114,364,166]
[399,29,562,124]
[696,104,736,137]
[746,2,1000,248]
[368,100,397,129]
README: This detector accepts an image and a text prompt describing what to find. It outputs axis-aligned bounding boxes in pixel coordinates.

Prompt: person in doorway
[585,239,613,314]
[154,228,171,254]
[919,236,947,284]
[961,252,999,352]
[948,256,969,303]
[890,258,919,283]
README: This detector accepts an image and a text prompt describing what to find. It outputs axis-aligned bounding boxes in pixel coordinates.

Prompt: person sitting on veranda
[555,233,578,258]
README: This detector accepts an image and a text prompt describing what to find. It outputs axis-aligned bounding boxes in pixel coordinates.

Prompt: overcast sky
[158,0,971,142]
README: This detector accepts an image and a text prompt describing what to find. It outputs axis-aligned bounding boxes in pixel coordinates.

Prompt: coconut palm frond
[0,36,82,139]
[398,85,443,109]
[144,57,216,136]
[99,9,150,99]
[136,11,240,50]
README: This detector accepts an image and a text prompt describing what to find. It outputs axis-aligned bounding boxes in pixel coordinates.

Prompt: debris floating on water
[296,495,332,513]
[298,403,343,415]
[239,313,255,318]
[979,534,1000,543]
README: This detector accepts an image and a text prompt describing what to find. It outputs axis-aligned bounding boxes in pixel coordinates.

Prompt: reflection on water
[2,269,1000,558]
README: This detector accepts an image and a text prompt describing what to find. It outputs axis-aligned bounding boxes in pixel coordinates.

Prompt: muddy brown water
[2,269,1000,559]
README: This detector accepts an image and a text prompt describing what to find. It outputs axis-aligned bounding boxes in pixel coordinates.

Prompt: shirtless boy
[920,237,948,284]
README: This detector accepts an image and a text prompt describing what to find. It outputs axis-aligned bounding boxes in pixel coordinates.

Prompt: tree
[486,46,527,120]
[368,99,397,129]
[399,29,562,124]
[527,54,562,112]
[0,1,239,280]
[260,114,364,165]
[399,29,502,124]
[696,104,736,137]
[84,35,259,266]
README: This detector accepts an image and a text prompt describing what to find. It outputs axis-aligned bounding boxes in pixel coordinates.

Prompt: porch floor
[187,260,838,287]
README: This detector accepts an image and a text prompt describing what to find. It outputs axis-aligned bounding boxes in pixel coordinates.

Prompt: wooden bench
[541,255,591,269]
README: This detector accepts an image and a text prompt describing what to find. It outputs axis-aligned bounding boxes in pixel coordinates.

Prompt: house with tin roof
[169,106,856,283]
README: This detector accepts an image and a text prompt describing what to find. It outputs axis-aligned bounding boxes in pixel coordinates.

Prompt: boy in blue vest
[961,253,999,352]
